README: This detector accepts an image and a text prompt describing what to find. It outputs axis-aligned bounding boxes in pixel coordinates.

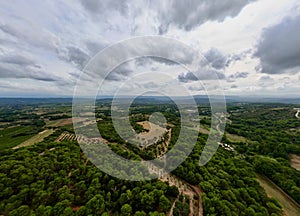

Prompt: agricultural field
[225,133,248,143]
[0,126,40,150]
[46,118,73,127]
[256,174,300,216]
[13,129,55,149]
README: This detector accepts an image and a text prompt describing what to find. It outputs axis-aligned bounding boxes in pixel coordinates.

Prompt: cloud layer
[0,0,300,96]
[254,15,300,74]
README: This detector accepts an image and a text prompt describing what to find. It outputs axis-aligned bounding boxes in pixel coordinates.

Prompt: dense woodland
[0,139,177,216]
[224,104,300,204]
[0,100,299,215]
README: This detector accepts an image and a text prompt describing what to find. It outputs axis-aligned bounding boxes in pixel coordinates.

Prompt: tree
[159,195,171,212]
[121,204,132,216]
[10,205,31,216]
[141,193,155,210]
[134,211,147,216]
[86,194,105,215]
[52,201,68,215]
[63,207,74,216]
[166,185,179,197]
[245,207,256,216]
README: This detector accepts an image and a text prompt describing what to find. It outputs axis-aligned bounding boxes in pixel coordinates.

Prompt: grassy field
[256,174,300,216]
[46,118,73,127]
[226,133,248,142]
[13,129,55,149]
[199,126,210,134]
[0,126,38,150]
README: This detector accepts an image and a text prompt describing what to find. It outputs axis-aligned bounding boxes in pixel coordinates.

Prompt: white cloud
[0,0,300,96]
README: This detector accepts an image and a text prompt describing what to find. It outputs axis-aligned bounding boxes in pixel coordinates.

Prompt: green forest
[0,100,300,215]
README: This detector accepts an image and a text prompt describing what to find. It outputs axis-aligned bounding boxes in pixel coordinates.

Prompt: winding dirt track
[57,131,203,215]
[147,162,203,216]
[295,110,300,119]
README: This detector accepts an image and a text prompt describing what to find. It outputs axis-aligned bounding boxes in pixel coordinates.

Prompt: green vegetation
[172,132,283,216]
[0,126,41,150]
[13,129,55,149]
[256,174,300,216]
[225,104,300,208]
[0,141,176,215]
[130,114,149,133]
[1,99,300,215]
[252,155,300,204]
[225,133,248,143]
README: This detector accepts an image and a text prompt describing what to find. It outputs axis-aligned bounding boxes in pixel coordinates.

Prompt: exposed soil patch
[290,154,300,171]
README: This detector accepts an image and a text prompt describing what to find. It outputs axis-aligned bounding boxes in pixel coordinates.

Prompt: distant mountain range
[0,95,300,105]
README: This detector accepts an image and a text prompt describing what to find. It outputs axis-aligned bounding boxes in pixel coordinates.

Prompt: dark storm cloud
[254,15,300,74]
[159,0,256,32]
[79,0,255,34]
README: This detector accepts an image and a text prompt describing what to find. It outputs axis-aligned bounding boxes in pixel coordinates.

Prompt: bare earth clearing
[135,121,167,148]
[135,121,203,215]
[148,163,203,216]
[295,109,300,119]
[56,127,203,215]
[46,118,73,127]
[290,154,300,171]
[160,174,202,216]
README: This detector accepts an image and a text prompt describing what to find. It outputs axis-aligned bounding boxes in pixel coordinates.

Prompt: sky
[1,0,300,97]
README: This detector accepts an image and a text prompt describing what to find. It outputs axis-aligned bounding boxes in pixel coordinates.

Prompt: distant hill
[0,95,299,105]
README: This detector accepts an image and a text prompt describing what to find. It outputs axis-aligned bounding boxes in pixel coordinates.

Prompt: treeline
[225,104,300,207]
[96,106,181,160]
[0,141,178,215]
[253,156,300,204]
[46,114,70,121]
[226,105,300,157]
[129,114,149,134]
[171,133,283,216]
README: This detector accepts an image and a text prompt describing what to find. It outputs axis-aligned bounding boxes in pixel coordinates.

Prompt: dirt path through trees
[148,162,202,216]
[57,131,203,215]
